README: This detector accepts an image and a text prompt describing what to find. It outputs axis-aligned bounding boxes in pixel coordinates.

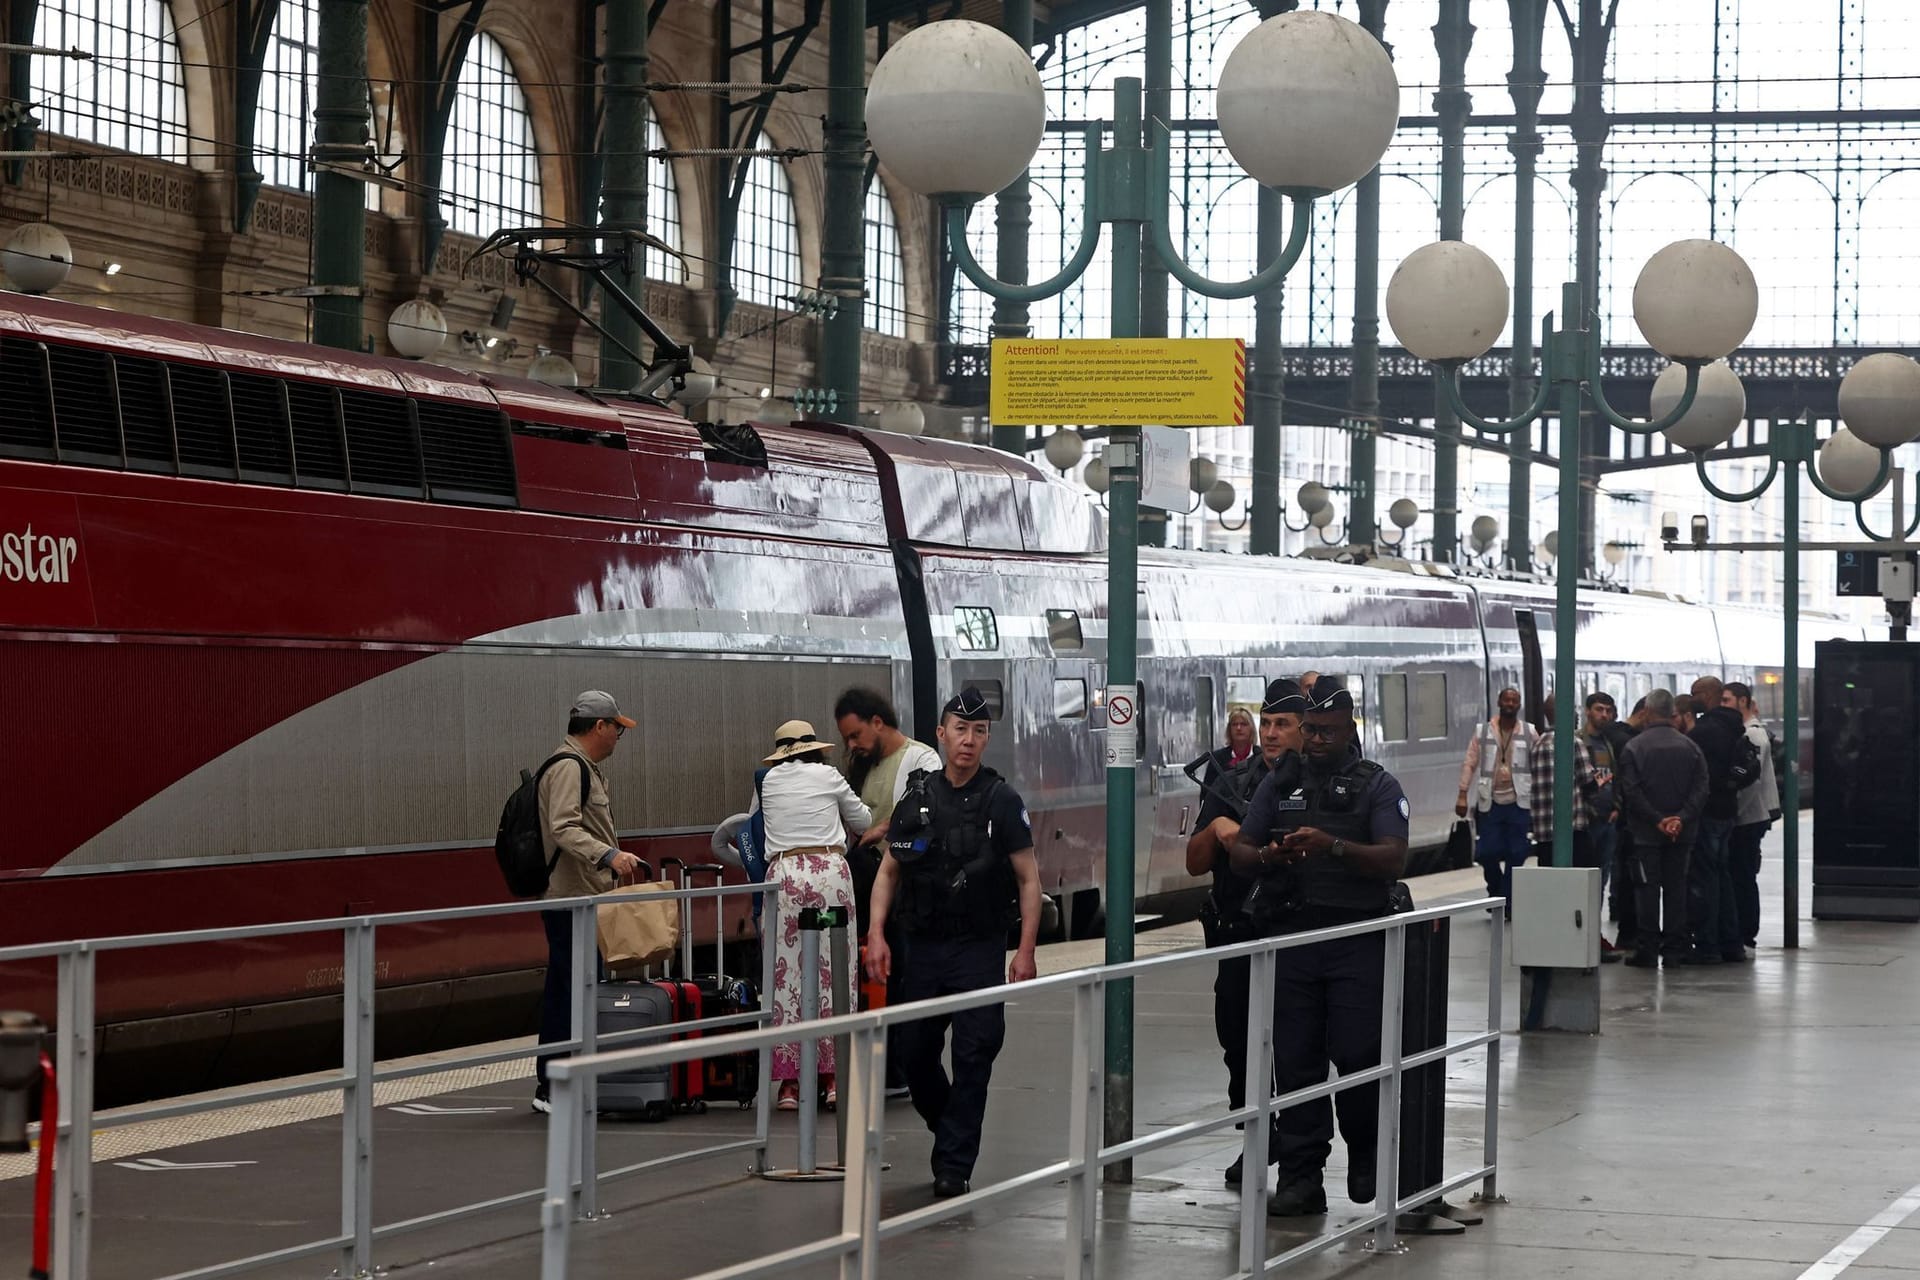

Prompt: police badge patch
[1398,796,1410,820]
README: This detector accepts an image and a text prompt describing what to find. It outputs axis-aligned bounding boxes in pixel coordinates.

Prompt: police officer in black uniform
[1229,679,1410,1217]
[864,687,1042,1198]
[1184,678,1307,1187]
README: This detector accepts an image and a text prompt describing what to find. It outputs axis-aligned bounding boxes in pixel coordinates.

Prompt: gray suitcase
[597,982,673,1121]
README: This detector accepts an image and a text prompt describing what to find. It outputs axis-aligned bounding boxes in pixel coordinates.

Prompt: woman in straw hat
[751,719,872,1110]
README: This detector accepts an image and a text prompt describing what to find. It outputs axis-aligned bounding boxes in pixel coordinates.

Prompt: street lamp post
[867,12,1400,1173]
[1386,237,1759,878]
[1676,352,1920,947]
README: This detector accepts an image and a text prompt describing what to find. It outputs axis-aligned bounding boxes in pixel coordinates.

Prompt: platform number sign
[1105,686,1137,769]
[1837,550,1886,597]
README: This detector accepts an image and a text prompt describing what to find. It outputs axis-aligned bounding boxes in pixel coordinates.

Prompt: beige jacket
[539,738,619,900]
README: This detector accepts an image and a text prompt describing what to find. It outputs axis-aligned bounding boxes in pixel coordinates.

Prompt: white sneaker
[885,1084,911,1099]
[532,1084,552,1115]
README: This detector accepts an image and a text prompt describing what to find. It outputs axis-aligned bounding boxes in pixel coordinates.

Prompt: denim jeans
[1688,818,1740,958]
[1475,801,1532,907]
[1729,821,1769,948]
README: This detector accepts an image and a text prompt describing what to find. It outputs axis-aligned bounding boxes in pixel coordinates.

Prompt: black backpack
[1725,732,1763,792]
[494,753,591,897]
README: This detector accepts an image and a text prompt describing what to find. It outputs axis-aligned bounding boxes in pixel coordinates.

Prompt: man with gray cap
[533,690,642,1113]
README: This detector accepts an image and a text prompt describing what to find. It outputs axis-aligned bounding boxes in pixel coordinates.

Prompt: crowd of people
[1457,676,1782,967]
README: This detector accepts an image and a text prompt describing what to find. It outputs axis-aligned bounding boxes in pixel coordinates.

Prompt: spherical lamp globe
[1388,498,1420,530]
[1632,240,1758,361]
[1838,352,1920,449]
[1205,479,1237,514]
[1542,530,1561,560]
[1817,427,1886,498]
[1470,515,1500,548]
[867,21,1045,201]
[1044,429,1085,473]
[673,357,718,408]
[1386,241,1510,362]
[2,222,72,294]
[1310,504,1336,530]
[1085,455,1110,495]
[1217,10,1398,195]
[1296,481,1330,516]
[386,300,447,359]
[1189,456,1219,494]
[528,352,579,388]
[1652,359,1745,452]
[878,402,926,436]
[1603,541,1627,567]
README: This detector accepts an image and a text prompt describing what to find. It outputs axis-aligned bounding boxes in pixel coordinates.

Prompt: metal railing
[0,879,786,1280]
[539,898,1506,1280]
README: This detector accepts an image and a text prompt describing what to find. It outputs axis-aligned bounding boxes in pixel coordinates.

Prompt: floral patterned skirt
[768,851,856,1081]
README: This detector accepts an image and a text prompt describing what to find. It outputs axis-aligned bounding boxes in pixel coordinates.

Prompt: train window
[167,363,238,478]
[1194,675,1215,751]
[45,343,122,465]
[1414,673,1448,739]
[1045,609,1084,650]
[1604,671,1628,708]
[970,678,1004,720]
[1054,678,1088,720]
[1227,676,1265,710]
[953,606,999,651]
[0,338,55,459]
[1378,674,1410,742]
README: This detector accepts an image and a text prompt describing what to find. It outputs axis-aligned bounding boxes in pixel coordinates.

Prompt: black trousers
[537,909,604,1084]
[896,933,1007,1180]
[1270,931,1385,1185]
[1628,839,1692,959]
[1730,821,1768,948]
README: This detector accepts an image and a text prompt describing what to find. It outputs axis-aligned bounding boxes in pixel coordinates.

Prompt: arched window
[864,181,906,337]
[251,0,377,209]
[735,149,800,308]
[443,33,543,236]
[33,0,188,161]
[645,110,685,284]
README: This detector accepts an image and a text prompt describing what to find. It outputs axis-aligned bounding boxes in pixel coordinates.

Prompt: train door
[1516,608,1547,728]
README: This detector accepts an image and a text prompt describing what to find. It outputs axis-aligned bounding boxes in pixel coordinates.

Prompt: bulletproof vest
[892,768,1015,939]
[1244,750,1393,932]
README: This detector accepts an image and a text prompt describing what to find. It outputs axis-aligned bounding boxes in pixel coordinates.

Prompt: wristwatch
[1330,838,1348,860]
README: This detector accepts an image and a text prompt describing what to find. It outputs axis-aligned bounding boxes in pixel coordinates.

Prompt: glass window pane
[1227,676,1265,709]
[953,606,999,652]
[1045,608,1083,650]
[971,678,1004,720]
[1054,677,1087,720]
[1414,673,1448,740]
[644,109,685,283]
[443,33,543,236]
[1380,674,1410,742]
[864,181,906,337]
[738,146,801,307]
[34,0,187,161]
[1194,676,1215,752]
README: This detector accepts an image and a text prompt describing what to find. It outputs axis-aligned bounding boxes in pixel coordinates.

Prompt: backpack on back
[494,753,592,897]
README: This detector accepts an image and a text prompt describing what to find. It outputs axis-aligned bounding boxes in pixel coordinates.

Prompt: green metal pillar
[1505,0,1546,571]
[1248,184,1285,556]
[1348,1,1388,550]
[598,0,650,391]
[1102,78,1145,1186]
[1550,282,1583,870]
[818,0,867,421]
[1783,442,1803,950]
[1136,0,1171,548]
[310,0,369,351]
[1431,0,1473,560]
[1568,0,1613,573]
[990,0,1034,457]
[1247,0,1300,557]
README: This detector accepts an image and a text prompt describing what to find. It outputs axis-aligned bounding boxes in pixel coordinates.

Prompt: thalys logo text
[0,492,95,627]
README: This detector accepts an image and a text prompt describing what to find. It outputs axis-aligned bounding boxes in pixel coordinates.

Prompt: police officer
[1229,680,1410,1217]
[1183,678,1306,1187]
[864,687,1042,1198]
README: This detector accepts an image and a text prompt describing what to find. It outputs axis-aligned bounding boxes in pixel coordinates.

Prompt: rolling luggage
[694,974,761,1105]
[651,980,709,1113]
[597,981,674,1121]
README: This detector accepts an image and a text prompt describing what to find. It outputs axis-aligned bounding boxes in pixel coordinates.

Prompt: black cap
[1261,678,1307,714]
[1305,679,1354,713]
[941,686,993,722]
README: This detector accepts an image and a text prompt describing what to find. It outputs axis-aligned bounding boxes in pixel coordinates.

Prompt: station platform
[7,816,1920,1280]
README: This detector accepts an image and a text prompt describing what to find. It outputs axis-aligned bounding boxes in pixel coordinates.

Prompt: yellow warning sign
[988,338,1248,427]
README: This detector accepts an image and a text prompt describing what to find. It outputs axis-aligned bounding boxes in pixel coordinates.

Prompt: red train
[0,293,1831,1101]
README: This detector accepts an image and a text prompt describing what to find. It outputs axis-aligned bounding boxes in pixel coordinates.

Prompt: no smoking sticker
[1107,690,1135,727]
[1105,686,1138,770]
